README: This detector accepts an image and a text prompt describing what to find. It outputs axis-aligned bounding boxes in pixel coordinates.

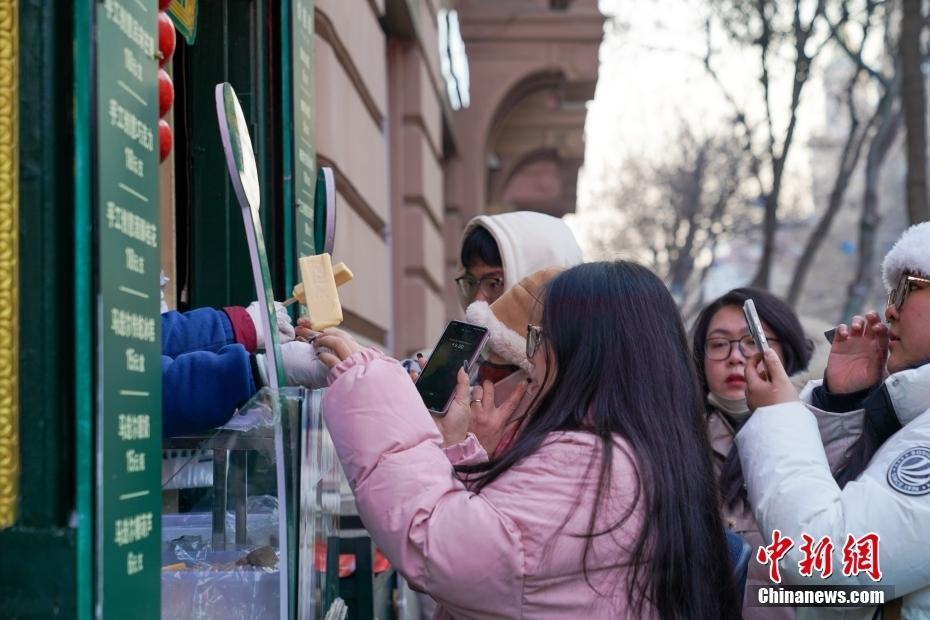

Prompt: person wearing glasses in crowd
[453,211,582,388]
[455,210,583,308]
[312,261,740,619]
[692,288,813,618]
[740,222,930,619]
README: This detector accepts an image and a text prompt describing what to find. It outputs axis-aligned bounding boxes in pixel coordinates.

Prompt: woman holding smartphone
[315,262,739,619]
[691,288,813,618]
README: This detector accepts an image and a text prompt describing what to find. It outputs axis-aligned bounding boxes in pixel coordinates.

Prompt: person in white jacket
[737,221,930,619]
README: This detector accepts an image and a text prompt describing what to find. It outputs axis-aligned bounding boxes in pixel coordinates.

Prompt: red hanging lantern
[159,0,172,10]
[158,69,174,118]
[158,11,176,68]
[159,119,173,162]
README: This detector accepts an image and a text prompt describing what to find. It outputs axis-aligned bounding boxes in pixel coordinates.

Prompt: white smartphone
[742,299,770,353]
[415,321,490,416]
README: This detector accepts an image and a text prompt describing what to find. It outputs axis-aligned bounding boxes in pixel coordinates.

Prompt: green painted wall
[1,2,300,617]
[0,1,79,617]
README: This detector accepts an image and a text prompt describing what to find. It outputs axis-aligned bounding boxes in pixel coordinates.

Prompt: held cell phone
[742,299,770,353]
[491,369,529,408]
[415,320,490,416]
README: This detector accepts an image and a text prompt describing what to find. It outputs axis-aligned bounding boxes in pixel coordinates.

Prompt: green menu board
[293,0,316,256]
[95,1,162,617]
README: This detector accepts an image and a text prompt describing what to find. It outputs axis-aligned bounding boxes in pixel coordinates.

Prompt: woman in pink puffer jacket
[316,262,741,619]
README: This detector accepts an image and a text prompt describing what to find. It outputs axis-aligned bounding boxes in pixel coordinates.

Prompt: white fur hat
[464,267,563,372]
[882,222,930,290]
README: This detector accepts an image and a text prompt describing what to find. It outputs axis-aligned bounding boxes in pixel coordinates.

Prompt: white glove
[246,301,296,348]
[280,340,330,389]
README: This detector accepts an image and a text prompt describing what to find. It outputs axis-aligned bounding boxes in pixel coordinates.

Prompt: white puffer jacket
[736,364,930,619]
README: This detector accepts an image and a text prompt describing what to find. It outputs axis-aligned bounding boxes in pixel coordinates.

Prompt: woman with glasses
[738,221,930,619]
[691,288,812,619]
[313,261,740,619]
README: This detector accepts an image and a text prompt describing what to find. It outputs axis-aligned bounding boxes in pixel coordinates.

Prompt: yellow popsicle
[287,262,352,306]
[298,253,344,330]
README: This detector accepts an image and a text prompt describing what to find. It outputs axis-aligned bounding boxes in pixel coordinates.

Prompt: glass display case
[160,387,341,619]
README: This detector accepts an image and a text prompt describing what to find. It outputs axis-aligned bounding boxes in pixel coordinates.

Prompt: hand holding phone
[742,299,769,353]
[415,321,489,416]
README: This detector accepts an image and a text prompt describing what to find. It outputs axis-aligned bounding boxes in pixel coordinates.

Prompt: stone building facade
[315,0,603,357]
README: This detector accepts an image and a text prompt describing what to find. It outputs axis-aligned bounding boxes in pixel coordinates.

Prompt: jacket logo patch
[887,446,930,496]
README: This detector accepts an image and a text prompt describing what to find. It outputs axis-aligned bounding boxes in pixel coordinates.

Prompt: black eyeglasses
[456,274,504,302]
[526,324,543,359]
[887,273,930,311]
[704,335,778,361]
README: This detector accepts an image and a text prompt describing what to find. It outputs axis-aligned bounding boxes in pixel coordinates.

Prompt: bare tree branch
[787,61,878,306]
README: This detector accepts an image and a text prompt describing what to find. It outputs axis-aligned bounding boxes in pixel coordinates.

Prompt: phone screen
[415,321,489,415]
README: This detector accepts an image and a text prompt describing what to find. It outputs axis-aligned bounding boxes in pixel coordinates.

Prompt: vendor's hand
[824,311,888,393]
[746,349,799,410]
[314,328,363,368]
[246,301,296,347]
[280,340,330,389]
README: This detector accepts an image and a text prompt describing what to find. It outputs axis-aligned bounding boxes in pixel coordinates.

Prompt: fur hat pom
[464,267,564,371]
[882,222,930,290]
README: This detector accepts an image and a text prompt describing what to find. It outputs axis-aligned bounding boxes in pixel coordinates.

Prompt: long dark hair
[463,262,740,619]
[692,288,813,509]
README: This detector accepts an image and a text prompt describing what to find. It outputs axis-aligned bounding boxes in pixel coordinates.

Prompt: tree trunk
[752,24,813,289]
[842,108,902,320]
[900,0,929,224]
[668,149,708,293]
[787,76,878,308]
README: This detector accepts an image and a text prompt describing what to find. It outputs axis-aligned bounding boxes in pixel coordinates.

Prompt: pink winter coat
[323,349,656,619]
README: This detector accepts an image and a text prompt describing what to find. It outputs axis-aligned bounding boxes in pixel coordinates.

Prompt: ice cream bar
[332,262,353,287]
[285,261,353,307]
[298,253,344,330]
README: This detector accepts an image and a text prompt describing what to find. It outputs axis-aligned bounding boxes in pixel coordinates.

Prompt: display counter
[161,387,342,619]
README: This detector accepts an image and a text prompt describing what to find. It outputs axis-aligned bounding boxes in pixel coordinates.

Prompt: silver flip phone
[742,299,770,353]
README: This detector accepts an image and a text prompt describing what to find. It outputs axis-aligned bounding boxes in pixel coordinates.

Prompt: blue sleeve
[161,344,257,437]
[161,308,235,358]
